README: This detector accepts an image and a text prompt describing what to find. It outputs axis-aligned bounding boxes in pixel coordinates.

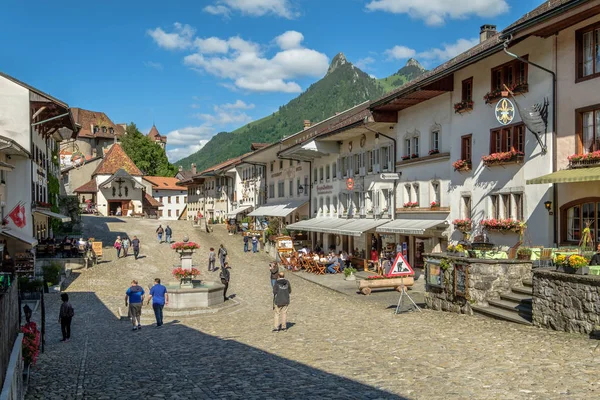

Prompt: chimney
[480,25,497,43]
[303,120,311,130]
[191,163,197,175]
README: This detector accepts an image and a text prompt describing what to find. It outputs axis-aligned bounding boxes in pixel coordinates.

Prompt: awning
[286,217,350,233]
[0,229,38,246]
[227,205,253,218]
[526,167,600,184]
[34,209,71,223]
[0,161,15,172]
[328,218,390,237]
[248,200,308,217]
[377,217,448,235]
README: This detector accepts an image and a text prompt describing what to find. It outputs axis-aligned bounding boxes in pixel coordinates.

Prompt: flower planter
[358,277,414,295]
[517,253,531,261]
[556,265,576,274]
[345,272,356,281]
[575,266,590,275]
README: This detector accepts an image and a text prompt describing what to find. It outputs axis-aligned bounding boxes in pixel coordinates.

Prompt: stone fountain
[166,236,225,309]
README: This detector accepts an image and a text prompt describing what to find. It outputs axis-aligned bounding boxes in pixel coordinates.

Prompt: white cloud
[147,22,195,50]
[143,61,163,70]
[196,110,253,125]
[275,31,304,50]
[384,45,416,60]
[355,56,375,70]
[203,0,297,19]
[168,142,209,162]
[180,31,328,93]
[165,125,215,146]
[365,0,509,26]
[418,38,479,62]
[221,100,255,110]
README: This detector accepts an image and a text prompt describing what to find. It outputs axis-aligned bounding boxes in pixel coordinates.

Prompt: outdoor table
[589,266,600,276]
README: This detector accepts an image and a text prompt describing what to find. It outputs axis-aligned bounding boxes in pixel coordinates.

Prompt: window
[319,197,324,214]
[159,196,163,203]
[431,182,440,204]
[461,135,472,161]
[490,194,499,219]
[578,106,600,153]
[490,124,525,154]
[176,196,179,204]
[405,139,411,157]
[303,176,308,196]
[332,162,337,179]
[354,154,360,174]
[278,181,285,198]
[413,137,419,156]
[462,77,473,102]
[269,183,275,198]
[313,168,318,183]
[462,196,472,219]
[168,210,172,217]
[381,147,390,170]
[176,209,180,217]
[270,162,274,173]
[491,57,528,90]
[325,196,330,214]
[431,130,440,152]
[501,194,512,218]
[289,180,293,198]
[576,23,600,80]
[279,160,283,170]
[289,160,293,167]
[326,164,330,180]
[562,199,600,242]
[297,178,301,196]
[341,157,347,177]
[513,193,523,220]
[184,196,187,203]
[319,167,324,182]
[412,184,419,205]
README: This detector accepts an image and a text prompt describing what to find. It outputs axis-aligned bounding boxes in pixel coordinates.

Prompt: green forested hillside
[176,54,425,171]
[378,58,426,92]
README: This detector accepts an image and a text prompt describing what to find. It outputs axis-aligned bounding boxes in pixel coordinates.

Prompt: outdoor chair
[333,264,341,274]
[507,248,517,260]
[539,248,553,268]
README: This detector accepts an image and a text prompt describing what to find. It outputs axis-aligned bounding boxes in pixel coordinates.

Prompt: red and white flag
[7,202,26,228]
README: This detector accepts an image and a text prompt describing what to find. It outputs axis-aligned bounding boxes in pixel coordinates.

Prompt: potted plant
[411,153,419,159]
[344,267,357,281]
[452,159,471,172]
[430,201,440,208]
[401,155,411,161]
[568,254,589,275]
[447,244,465,256]
[452,218,472,232]
[428,149,440,155]
[517,247,532,260]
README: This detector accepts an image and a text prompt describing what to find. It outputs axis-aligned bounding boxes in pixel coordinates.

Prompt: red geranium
[21,322,40,365]
[171,242,200,251]
[172,267,200,279]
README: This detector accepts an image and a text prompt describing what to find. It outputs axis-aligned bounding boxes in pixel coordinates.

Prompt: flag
[7,202,26,228]
[508,88,549,152]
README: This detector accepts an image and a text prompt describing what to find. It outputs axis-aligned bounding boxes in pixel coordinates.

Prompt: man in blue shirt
[147,278,168,327]
[125,280,145,331]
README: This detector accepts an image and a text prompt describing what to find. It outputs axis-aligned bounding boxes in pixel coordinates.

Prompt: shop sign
[346,178,355,191]
[495,98,515,125]
[380,173,400,180]
[316,184,334,195]
[386,253,414,277]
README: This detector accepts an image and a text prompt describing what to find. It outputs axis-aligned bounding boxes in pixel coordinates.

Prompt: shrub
[43,262,62,286]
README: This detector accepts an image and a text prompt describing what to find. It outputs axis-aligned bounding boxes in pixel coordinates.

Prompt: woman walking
[156,225,164,243]
[114,236,123,258]
[58,293,74,342]
[208,247,216,272]
[122,236,130,257]
[270,262,279,287]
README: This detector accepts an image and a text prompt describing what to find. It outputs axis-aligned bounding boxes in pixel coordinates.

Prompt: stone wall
[424,254,532,315]
[532,269,600,334]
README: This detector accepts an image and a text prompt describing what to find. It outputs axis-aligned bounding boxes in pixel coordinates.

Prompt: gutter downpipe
[362,123,398,221]
[502,35,558,247]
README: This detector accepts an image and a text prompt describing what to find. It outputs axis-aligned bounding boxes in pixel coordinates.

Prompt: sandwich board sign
[386,252,414,277]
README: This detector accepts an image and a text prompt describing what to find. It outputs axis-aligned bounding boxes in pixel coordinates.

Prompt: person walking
[218,244,227,269]
[208,247,216,272]
[156,225,164,243]
[252,235,258,253]
[125,280,144,331]
[114,236,122,258]
[269,262,279,287]
[58,293,74,342]
[220,262,231,301]
[147,278,168,327]
[165,225,172,244]
[122,236,130,257]
[273,271,291,332]
[131,236,141,260]
[243,234,249,253]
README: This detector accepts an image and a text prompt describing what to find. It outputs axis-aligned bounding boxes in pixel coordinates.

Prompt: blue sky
[0,0,545,162]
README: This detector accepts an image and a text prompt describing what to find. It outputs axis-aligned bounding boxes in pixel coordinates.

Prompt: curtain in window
[584,31,594,76]
[582,111,595,152]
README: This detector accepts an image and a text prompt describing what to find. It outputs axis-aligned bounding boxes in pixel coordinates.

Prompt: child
[59,293,74,342]
[208,247,216,272]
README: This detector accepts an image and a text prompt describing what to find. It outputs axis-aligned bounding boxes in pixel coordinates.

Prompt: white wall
[153,189,187,220]
[95,175,144,216]
[0,76,30,151]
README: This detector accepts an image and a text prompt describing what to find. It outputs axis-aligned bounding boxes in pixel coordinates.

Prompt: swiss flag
[7,203,26,228]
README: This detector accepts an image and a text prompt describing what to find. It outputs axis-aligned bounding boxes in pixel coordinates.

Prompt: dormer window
[109,127,114,135]
[93,125,99,133]
[102,126,107,134]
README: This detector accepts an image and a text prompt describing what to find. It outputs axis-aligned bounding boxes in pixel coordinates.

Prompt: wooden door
[121,201,129,215]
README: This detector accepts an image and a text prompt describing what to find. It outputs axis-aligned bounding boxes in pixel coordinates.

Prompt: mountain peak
[327,52,348,75]
[405,58,425,71]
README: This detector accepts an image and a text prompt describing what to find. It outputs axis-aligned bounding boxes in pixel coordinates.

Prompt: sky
[0,0,546,163]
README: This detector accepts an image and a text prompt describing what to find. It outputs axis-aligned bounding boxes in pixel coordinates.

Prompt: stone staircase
[471,280,533,325]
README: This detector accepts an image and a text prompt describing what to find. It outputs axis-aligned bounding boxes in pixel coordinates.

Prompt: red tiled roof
[147,125,167,143]
[74,178,97,193]
[71,107,125,139]
[143,192,162,208]
[144,176,183,191]
[92,144,143,176]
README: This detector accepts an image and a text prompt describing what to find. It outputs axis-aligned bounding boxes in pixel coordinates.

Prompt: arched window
[430,123,441,154]
[431,181,440,205]
[561,198,600,243]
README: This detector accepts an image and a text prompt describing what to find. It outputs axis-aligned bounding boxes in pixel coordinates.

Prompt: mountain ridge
[175,56,425,170]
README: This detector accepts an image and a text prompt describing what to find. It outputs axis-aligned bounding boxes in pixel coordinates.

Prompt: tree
[121,123,177,177]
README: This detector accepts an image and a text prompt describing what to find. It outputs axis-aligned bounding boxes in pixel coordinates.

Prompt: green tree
[121,123,177,176]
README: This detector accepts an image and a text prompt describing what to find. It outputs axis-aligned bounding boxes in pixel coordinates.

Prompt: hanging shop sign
[495,98,515,125]
[386,253,414,277]
[346,178,355,191]
[380,173,400,180]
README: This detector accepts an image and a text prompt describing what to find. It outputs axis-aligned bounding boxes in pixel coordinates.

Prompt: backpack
[222,248,228,256]
[67,304,75,318]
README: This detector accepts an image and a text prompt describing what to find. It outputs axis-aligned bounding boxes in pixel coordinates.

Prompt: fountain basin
[165,280,225,308]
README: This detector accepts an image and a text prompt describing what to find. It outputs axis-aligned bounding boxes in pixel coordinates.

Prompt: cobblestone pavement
[26,217,600,399]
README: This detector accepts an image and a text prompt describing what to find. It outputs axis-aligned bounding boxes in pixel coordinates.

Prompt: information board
[426,260,443,288]
[92,241,103,256]
[454,263,468,297]
[386,252,414,277]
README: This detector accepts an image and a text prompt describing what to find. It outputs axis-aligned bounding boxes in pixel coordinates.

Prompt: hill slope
[176,55,425,170]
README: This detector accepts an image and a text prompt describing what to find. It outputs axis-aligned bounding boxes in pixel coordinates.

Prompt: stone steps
[471,280,533,326]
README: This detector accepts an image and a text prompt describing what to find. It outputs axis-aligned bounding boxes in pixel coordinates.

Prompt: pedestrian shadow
[30,290,409,399]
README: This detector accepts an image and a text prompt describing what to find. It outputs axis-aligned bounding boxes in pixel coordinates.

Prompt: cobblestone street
[26,217,600,399]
